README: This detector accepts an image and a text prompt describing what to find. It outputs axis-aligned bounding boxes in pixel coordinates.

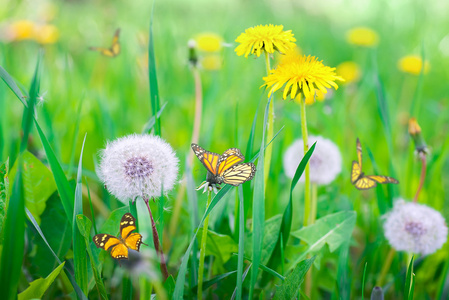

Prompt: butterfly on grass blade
[191,143,256,193]
[89,28,121,57]
[351,138,399,190]
[93,213,144,260]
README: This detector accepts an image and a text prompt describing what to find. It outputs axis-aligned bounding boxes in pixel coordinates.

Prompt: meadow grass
[1,0,449,299]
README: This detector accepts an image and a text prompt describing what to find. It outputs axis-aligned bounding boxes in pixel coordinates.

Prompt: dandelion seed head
[98,134,179,203]
[383,199,448,255]
[283,136,342,185]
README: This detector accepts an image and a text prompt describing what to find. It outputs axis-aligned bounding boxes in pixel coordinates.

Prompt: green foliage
[405,256,415,300]
[0,159,9,240]
[274,256,315,300]
[9,151,56,224]
[18,262,65,300]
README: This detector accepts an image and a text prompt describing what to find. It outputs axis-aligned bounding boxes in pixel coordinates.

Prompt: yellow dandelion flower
[263,54,344,100]
[398,55,430,75]
[9,20,35,41]
[336,61,361,84]
[235,24,296,58]
[195,33,223,52]
[34,24,59,44]
[278,45,302,64]
[346,27,379,47]
[201,54,222,70]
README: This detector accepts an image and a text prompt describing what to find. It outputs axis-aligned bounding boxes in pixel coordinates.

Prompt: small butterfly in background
[93,213,145,260]
[89,28,121,57]
[351,138,399,190]
[191,143,256,193]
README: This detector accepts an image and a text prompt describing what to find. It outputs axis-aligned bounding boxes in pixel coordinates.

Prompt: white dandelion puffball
[283,136,342,185]
[383,199,448,255]
[98,134,179,203]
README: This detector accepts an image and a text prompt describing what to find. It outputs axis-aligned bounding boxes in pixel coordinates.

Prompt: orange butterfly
[93,213,144,260]
[89,28,121,57]
[351,138,399,190]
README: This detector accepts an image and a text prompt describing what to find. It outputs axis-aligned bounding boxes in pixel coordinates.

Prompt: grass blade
[73,134,88,294]
[236,186,245,300]
[148,0,161,136]
[249,96,271,299]
[404,256,415,300]
[142,102,167,134]
[362,262,368,300]
[0,65,27,107]
[18,262,65,300]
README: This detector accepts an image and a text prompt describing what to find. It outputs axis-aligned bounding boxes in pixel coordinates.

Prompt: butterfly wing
[353,176,377,190]
[124,232,143,251]
[351,161,362,184]
[366,175,399,184]
[110,243,129,260]
[222,163,256,186]
[89,46,115,57]
[120,213,137,239]
[110,28,121,56]
[191,143,221,175]
[93,233,128,259]
[217,148,245,175]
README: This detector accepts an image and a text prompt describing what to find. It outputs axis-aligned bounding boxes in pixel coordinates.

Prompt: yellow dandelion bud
[235,24,296,58]
[34,24,59,44]
[201,54,222,71]
[398,55,430,75]
[263,53,344,100]
[408,118,427,154]
[346,27,379,47]
[336,61,361,84]
[9,20,35,41]
[195,33,223,52]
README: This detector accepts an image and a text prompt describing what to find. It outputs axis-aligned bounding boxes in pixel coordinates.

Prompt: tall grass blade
[142,102,167,134]
[236,186,245,300]
[148,0,161,136]
[73,134,88,294]
[18,262,65,300]
[249,96,271,299]
[0,65,27,107]
[404,256,415,300]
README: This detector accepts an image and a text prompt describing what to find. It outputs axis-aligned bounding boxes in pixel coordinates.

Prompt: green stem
[376,248,395,287]
[236,186,245,300]
[310,183,318,224]
[263,51,273,194]
[198,191,212,299]
[300,98,310,227]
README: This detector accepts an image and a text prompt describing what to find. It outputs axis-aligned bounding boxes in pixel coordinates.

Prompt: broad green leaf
[76,214,108,300]
[164,275,175,299]
[0,159,9,240]
[99,206,130,235]
[245,215,283,265]
[18,262,65,300]
[290,211,357,266]
[196,228,238,272]
[9,151,56,224]
[274,257,315,300]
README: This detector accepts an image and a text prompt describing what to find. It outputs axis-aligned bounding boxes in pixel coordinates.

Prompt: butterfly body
[93,213,144,260]
[191,143,256,192]
[89,28,121,57]
[351,138,399,190]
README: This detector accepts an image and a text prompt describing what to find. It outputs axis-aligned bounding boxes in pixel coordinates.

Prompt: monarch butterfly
[191,143,256,193]
[89,28,121,57]
[351,138,399,190]
[93,213,144,260]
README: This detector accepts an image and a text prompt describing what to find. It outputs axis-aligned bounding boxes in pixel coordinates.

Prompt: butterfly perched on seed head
[89,28,121,57]
[93,213,144,260]
[351,138,399,190]
[191,143,256,193]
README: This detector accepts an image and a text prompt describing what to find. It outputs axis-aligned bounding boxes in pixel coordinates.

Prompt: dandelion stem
[376,248,396,287]
[144,197,169,280]
[264,51,274,194]
[311,183,318,224]
[300,98,311,227]
[198,191,212,299]
[413,152,426,203]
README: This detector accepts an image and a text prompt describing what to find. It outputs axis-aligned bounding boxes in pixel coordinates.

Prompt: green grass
[1,0,449,298]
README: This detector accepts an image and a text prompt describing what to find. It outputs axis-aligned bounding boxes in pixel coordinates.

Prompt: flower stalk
[300,98,311,227]
[144,196,169,280]
[264,51,273,191]
[198,191,212,299]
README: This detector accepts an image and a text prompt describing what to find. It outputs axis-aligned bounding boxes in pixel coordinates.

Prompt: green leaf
[236,186,245,300]
[73,135,88,294]
[9,151,56,224]
[0,159,9,241]
[249,96,271,299]
[99,206,130,235]
[76,214,108,300]
[245,215,283,265]
[0,65,27,107]
[142,102,167,134]
[290,211,357,267]
[196,228,238,272]
[404,256,415,300]
[192,271,236,294]
[164,275,176,299]
[148,1,161,136]
[18,262,65,300]
[274,257,315,300]
[35,120,75,225]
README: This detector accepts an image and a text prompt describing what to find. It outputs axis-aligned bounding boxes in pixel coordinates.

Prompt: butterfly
[191,143,256,193]
[351,138,399,190]
[89,28,121,57]
[93,213,144,260]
